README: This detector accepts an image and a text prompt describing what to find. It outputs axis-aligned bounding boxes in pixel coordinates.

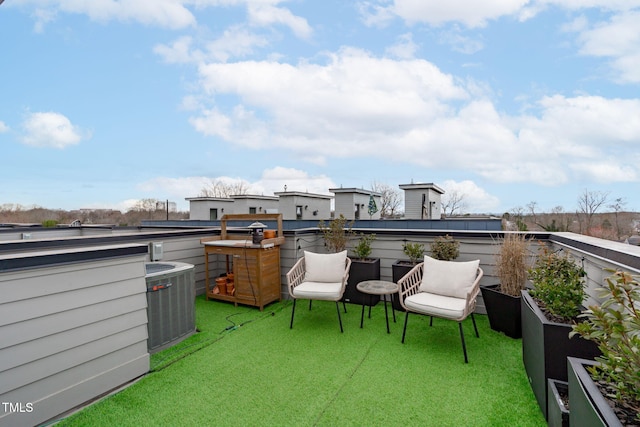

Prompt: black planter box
[547,379,569,427]
[480,284,522,338]
[391,260,416,312]
[567,357,622,427]
[521,290,600,420]
[342,258,380,306]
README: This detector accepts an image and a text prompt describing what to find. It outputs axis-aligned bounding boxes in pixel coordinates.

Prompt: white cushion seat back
[304,250,347,283]
[419,256,480,299]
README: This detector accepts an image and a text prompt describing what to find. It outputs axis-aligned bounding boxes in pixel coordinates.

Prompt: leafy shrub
[352,233,375,260]
[318,215,354,253]
[402,242,425,264]
[528,244,585,322]
[571,269,640,423]
[496,233,531,297]
[430,235,459,261]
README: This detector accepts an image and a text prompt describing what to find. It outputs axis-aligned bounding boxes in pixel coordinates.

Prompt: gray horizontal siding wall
[549,233,640,308]
[0,248,149,427]
[277,229,640,314]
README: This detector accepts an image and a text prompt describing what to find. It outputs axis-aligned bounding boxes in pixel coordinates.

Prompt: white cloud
[533,0,640,12]
[247,3,312,39]
[192,48,468,161]
[25,0,196,30]
[572,11,640,83]
[0,121,9,133]
[187,46,640,188]
[138,176,212,196]
[382,0,530,28]
[359,0,640,28]
[253,167,335,195]
[385,33,419,59]
[154,36,201,64]
[20,112,88,149]
[439,179,501,213]
[155,27,271,64]
[570,162,638,183]
[23,0,311,37]
[205,26,270,62]
[509,95,640,184]
[438,28,484,54]
[32,8,57,33]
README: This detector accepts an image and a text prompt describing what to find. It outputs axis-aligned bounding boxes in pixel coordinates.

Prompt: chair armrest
[463,267,484,316]
[341,257,352,293]
[286,257,306,295]
[397,262,424,311]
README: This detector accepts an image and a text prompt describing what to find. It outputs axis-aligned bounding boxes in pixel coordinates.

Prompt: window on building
[354,203,360,220]
[209,209,218,220]
[296,205,303,220]
[249,207,257,214]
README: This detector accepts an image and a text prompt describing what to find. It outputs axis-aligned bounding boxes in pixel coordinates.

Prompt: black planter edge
[567,357,623,427]
[521,290,575,328]
[547,379,569,427]
[480,284,522,339]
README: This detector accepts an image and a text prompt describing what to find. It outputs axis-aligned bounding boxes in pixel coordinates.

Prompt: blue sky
[1,1,639,214]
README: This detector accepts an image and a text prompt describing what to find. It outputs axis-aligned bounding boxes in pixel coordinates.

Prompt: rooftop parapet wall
[0,244,150,427]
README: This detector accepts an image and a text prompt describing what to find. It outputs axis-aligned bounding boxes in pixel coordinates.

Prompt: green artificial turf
[56,296,545,426]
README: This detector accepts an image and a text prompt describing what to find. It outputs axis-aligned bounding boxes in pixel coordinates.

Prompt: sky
[1,0,639,214]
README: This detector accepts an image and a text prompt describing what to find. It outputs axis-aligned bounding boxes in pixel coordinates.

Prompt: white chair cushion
[304,250,347,283]
[420,256,479,299]
[405,292,467,320]
[291,281,343,300]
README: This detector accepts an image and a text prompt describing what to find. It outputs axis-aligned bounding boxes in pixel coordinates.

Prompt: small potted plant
[429,234,459,260]
[318,214,353,253]
[521,243,600,420]
[402,242,426,264]
[568,269,640,426]
[343,233,380,307]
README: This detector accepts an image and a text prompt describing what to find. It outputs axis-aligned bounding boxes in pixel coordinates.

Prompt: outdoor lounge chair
[397,255,483,363]
[287,250,351,332]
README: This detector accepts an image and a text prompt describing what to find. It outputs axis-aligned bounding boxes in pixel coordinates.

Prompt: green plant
[318,215,354,253]
[495,233,531,297]
[352,233,375,260]
[430,235,459,261]
[42,219,59,227]
[402,242,425,264]
[528,244,586,322]
[570,269,640,423]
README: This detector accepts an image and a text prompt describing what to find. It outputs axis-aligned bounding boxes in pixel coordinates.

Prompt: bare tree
[526,201,538,225]
[371,181,402,218]
[200,179,250,198]
[576,189,610,235]
[507,206,528,231]
[441,190,467,217]
[129,198,161,212]
[607,197,627,240]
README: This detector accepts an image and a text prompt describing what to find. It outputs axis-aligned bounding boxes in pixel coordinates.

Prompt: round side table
[356,280,399,333]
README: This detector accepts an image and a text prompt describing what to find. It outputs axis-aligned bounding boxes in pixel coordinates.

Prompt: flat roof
[273,191,332,199]
[398,183,445,194]
[329,187,382,196]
